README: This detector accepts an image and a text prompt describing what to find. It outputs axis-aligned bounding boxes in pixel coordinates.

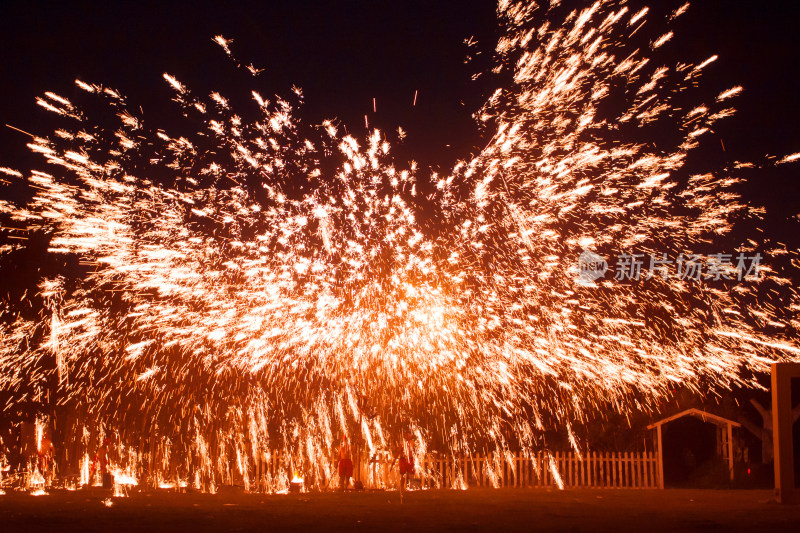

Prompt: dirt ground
[0,487,799,532]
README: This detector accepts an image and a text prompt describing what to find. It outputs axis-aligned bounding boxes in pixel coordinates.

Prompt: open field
[0,488,798,532]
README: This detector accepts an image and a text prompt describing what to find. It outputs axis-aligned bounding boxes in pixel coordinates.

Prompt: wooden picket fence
[414,451,659,489]
[254,450,659,491]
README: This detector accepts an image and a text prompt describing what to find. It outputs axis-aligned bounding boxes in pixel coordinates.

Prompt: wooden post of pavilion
[772,362,800,504]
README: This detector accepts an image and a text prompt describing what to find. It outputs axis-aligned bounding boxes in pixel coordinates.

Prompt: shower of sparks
[0,0,799,492]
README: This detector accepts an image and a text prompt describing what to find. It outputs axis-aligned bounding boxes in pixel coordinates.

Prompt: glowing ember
[112,470,138,487]
[289,471,305,493]
[0,0,797,493]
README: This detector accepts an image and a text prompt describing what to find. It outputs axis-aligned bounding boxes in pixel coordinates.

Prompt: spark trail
[0,0,798,490]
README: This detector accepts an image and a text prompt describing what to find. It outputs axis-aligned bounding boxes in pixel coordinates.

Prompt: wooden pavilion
[647,408,741,489]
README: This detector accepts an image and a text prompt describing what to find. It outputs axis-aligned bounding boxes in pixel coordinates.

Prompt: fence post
[571,451,576,487]
[610,452,616,488]
[556,451,561,487]
[620,452,625,488]
[613,452,617,488]
[640,451,645,488]
[541,452,547,487]
[567,451,572,488]
[649,451,655,488]
[507,452,511,488]
[584,451,589,487]
[587,451,592,488]
[619,452,630,488]
[629,452,634,488]
[546,451,551,487]
[643,452,648,488]
[603,452,608,488]
[625,451,630,488]
[580,452,585,487]
[595,451,600,488]
[445,455,449,489]
[467,454,472,488]
[596,451,600,488]
[553,452,566,483]
[631,451,635,488]
[603,451,606,488]
[543,451,547,487]
[642,452,647,488]
[505,452,509,488]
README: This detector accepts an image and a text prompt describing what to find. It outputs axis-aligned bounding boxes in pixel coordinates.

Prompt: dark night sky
[0,0,799,216]
[0,0,498,174]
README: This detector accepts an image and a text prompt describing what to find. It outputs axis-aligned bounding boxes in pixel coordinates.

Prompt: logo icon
[576,249,608,283]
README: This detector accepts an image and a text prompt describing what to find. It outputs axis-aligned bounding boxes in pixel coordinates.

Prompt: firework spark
[0,0,798,491]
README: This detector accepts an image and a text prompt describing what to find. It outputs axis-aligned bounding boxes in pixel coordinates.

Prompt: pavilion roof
[646,408,741,430]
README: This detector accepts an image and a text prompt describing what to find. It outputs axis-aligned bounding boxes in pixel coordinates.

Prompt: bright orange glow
[0,0,798,493]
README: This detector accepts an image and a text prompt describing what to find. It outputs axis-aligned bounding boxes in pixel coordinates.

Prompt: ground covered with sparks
[1,0,799,490]
[1,489,800,533]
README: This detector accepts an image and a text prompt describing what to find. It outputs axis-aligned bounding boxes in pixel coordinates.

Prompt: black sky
[0,0,799,212]
[0,0,498,174]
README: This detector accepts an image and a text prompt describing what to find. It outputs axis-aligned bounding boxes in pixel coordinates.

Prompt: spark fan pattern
[0,0,798,490]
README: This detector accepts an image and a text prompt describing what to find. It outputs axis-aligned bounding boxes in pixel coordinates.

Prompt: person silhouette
[337,436,353,490]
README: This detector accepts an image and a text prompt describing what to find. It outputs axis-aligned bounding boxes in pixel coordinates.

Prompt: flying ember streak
[0,0,798,491]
